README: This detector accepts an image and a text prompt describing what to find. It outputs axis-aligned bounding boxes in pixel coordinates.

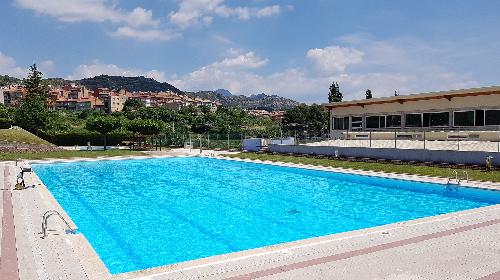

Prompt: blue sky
[0,0,499,103]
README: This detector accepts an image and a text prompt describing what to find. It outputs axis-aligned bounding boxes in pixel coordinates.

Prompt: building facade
[326,86,500,139]
[108,95,129,113]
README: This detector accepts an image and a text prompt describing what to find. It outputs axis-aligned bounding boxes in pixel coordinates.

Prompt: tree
[328,82,343,102]
[15,64,50,134]
[122,99,145,112]
[282,104,328,137]
[85,116,121,150]
[127,119,164,136]
[365,89,373,99]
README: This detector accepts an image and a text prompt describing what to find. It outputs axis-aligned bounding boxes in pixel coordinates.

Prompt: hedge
[42,130,133,146]
[0,118,12,129]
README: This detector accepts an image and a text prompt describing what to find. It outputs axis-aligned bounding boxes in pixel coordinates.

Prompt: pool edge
[19,155,500,279]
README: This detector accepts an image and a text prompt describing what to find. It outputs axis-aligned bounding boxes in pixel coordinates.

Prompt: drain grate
[287,209,301,214]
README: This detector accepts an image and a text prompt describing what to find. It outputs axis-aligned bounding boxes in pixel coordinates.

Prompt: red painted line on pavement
[478,271,500,280]
[226,218,500,280]
[0,165,20,280]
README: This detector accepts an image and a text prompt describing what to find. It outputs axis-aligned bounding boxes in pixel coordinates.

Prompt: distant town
[0,83,285,121]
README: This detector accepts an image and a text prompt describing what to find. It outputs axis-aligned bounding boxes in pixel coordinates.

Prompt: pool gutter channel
[13,154,500,280]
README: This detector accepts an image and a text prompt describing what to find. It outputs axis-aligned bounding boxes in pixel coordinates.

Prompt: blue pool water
[32,157,500,274]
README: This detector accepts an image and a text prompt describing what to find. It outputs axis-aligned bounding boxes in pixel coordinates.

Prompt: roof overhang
[325,86,500,109]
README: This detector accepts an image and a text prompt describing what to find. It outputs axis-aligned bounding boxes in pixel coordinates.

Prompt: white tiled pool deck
[1,151,500,280]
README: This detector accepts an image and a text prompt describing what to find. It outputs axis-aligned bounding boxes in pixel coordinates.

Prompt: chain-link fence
[145,133,291,151]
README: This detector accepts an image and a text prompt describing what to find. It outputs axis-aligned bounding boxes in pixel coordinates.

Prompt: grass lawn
[226,153,500,183]
[0,128,52,145]
[0,149,145,161]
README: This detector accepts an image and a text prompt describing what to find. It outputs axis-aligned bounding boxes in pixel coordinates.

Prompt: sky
[0,0,499,103]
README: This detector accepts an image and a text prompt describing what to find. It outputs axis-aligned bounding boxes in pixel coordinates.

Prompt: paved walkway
[1,162,109,280]
[1,163,20,280]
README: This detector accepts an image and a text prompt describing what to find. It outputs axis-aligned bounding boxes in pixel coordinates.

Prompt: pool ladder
[40,210,76,239]
[447,170,469,185]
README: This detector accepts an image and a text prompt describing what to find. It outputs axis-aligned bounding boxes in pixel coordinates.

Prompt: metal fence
[148,132,297,151]
[306,129,500,152]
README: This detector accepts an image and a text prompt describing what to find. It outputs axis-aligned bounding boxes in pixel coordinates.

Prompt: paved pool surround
[1,152,500,280]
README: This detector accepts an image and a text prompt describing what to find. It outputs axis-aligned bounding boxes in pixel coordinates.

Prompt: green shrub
[42,129,132,146]
[0,118,12,129]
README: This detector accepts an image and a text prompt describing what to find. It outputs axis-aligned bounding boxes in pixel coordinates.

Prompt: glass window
[333,117,350,130]
[429,112,449,127]
[485,110,500,126]
[343,117,349,129]
[379,116,386,128]
[351,116,363,129]
[366,116,386,129]
[454,111,474,127]
[423,113,430,128]
[405,113,422,127]
[475,110,484,126]
[366,116,380,128]
[333,117,345,130]
[386,115,401,127]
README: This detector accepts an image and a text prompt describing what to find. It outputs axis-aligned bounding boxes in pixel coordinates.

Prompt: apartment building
[1,85,25,106]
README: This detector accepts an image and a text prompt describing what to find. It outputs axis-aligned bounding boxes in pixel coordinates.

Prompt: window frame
[351,116,363,130]
[333,116,349,130]
[485,109,500,126]
[366,115,387,129]
[423,111,450,128]
[404,113,423,128]
[453,110,476,127]
[386,114,402,128]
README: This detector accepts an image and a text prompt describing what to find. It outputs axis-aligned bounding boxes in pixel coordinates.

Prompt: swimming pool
[32,157,500,274]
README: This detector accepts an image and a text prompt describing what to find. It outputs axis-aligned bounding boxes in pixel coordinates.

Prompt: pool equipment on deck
[14,166,32,190]
[486,156,494,171]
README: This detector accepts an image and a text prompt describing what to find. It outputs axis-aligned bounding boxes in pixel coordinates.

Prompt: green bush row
[42,130,133,146]
[0,118,12,129]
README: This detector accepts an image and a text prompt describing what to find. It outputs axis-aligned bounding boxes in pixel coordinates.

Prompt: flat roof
[325,86,500,109]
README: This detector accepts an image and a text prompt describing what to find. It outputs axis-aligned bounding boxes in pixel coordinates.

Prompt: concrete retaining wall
[268,144,500,166]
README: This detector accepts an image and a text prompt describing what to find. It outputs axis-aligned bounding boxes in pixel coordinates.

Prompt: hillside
[78,75,182,93]
[0,75,21,86]
[186,90,300,111]
[0,74,181,93]
[0,127,53,145]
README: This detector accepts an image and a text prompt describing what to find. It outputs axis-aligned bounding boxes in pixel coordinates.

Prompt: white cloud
[307,46,364,74]
[39,60,55,74]
[14,0,166,41]
[0,51,28,78]
[126,7,159,27]
[170,36,481,103]
[213,5,281,20]
[68,60,167,82]
[169,0,288,28]
[210,51,268,69]
[14,0,158,27]
[110,27,180,41]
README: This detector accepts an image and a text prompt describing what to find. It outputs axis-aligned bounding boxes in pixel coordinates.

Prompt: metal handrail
[461,170,469,183]
[446,169,469,185]
[447,170,458,185]
[40,210,76,239]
